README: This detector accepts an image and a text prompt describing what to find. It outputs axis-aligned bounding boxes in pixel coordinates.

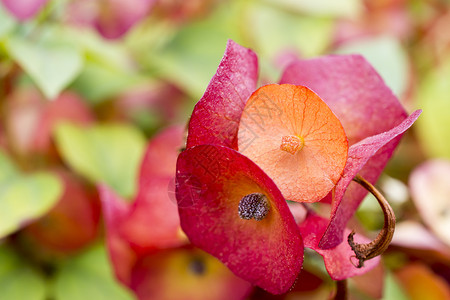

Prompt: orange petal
[238,84,348,203]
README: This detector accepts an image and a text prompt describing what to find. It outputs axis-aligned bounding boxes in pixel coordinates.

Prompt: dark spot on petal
[188,257,206,276]
[238,193,270,221]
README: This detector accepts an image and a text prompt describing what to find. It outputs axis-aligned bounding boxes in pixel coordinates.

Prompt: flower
[176,40,421,294]
[100,125,252,300]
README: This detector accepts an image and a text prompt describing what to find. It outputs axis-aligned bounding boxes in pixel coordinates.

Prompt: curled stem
[348,175,396,268]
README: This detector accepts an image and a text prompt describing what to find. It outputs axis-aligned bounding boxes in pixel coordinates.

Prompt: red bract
[1,0,48,21]
[100,126,252,299]
[177,40,419,294]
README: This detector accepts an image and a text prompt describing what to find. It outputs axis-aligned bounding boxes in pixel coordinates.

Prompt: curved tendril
[348,175,396,268]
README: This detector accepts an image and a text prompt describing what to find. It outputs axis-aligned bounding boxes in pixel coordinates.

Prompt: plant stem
[348,175,396,268]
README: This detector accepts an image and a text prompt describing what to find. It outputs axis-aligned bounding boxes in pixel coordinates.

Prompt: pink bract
[65,0,156,39]
[176,145,303,294]
[1,0,48,21]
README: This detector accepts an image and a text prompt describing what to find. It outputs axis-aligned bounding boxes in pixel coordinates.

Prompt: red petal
[299,213,380,280]
[176,145,303,294]
[120,177,186,254]
[138,125,185,182]
[130,246,252,300]
[122,125,187,253]
[98,184,136,285]
[187,40,258,150]
[319,110,421,249]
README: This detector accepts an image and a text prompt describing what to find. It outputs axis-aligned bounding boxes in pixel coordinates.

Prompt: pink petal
[319,110,421,249]
[138,125,185,183]
[120,177,186,254]
[94,0,156,39]
[64,0,156,39]
[299,213,380,280]
[176,145,303,294]
[280,54,407,146]
[1,0,48,20]
[98,184,136,285]
[186,40,258,150]
[121,125,187,253]
[409,160,450,247]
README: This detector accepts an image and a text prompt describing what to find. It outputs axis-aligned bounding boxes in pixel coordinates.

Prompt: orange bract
[238,84,348,203]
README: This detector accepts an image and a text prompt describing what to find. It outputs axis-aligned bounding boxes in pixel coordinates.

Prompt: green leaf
[265,0,362,18]
[0,151,62,238]
[415,57,450,158]
[6,37,83,99]
[0,245,47,300]
[335,35,409,97]
[67,28,143,104]
[383,270,409,300]
[53,244,135,300]
[71,62,141,105]
[248,2,335,59]
[146,1,244,98]
[54,123,146,198]
[0,4,16,38]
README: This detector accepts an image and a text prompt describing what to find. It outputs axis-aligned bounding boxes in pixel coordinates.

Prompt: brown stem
[348,175,396,268]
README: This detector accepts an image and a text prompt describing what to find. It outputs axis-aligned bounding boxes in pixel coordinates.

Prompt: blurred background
[0,0,449,299]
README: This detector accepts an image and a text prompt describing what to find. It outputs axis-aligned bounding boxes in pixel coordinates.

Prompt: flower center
[280,135,304,155]
[238,193,270,221]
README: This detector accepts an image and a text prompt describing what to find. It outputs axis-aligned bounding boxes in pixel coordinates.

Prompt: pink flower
[175,40,420,294]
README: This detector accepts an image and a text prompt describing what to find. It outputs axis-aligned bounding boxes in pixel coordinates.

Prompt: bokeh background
[0,0,449,299]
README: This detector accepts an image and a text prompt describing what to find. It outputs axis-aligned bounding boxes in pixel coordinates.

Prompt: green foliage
[0,151,62,238]
[54,122,146,199]
[53,245,135,300]
[145,1,244,99]
[0,5,16,38]
[0,245,47,300]
[6,35,84,99]
[416,57,450,158]
[383,271,409,300]
[335,36,409,97]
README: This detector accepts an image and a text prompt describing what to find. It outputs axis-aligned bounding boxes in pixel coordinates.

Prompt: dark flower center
[238,193,270,221]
